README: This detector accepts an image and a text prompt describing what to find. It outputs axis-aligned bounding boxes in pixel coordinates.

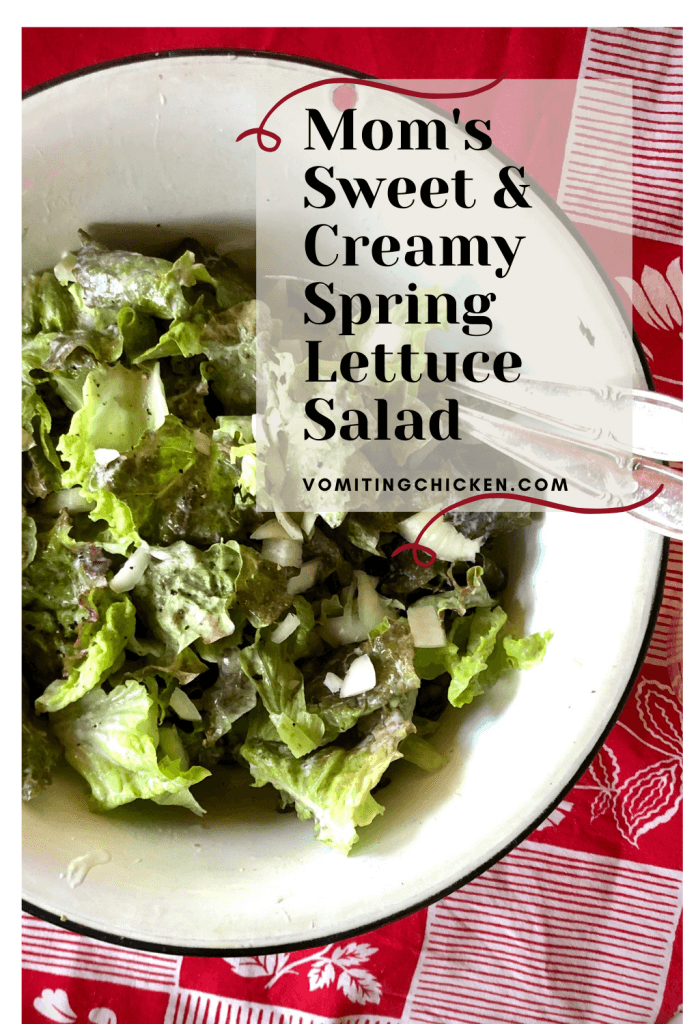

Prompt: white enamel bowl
[22,52,665,953]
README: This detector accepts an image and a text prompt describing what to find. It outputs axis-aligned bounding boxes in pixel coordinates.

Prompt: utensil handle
[460,406,683,540]
[451,378,683,461]
[628,459,683,540]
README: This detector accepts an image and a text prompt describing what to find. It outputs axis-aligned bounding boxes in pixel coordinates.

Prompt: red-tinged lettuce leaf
[241,698,416,855]
[36,589,135,714]
[130,540,242,656]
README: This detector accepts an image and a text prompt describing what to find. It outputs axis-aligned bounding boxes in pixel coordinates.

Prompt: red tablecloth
[22,26,682,1024]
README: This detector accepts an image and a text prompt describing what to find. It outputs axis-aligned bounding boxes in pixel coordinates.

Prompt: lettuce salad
[22,233,551,854]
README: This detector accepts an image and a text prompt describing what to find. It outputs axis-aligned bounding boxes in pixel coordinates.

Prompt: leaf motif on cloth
[88,1009,117,1024]
[33,989,77,1024]
[616,257,683,337]
[589,745,620,791]
[588,746,620,822]
[264,954,290,976]
[615,758,683,844]
[579,678,683,846]
[330,941,378,968]
[635,679,682,757]
[308,960,335,990]
[227,953,288,978]
[226,940,383,1004]
[337,966,383,1004]
[591,788,613,819]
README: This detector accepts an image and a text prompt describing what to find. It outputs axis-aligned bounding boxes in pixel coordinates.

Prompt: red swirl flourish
[392,487,665,567]
[235,75,508,151]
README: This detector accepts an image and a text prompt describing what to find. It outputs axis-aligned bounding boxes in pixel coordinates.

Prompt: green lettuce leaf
[410,565,492,617]
[58,362,169,549]
[93,415,197,540]
[22,334,63,492]
[414,606,507,707]
[22,509,38,568]
[60,362,168,468]
[192,252,255,311]
[308,619,421,738]
[22,271,77,335]
[128,311,206,364]
[51,680,210,814]
[44,347,100,413]
[111,646,209,725]
[445,509,534,541]
[35,589,135,714]
[130,540,241,655]
[213,416,259,502]
[139,427,253,548]
[23,686,62,801]
[338,512,401,559]
[67,280,121,336]
[22,512,112,687]
[70,234,195,320]
[503,631,554,669]
[234,545,295,627]
[240,636,325,758]
[200,301,271,414]
[241,699,415,854]
[412,607,549,711]
[117,307,158,361]
[398,733,447,771]
[200,649,258,745]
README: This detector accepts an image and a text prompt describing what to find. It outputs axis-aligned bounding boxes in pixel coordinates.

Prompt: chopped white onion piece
[287,559,321,595]
[407,605,447,648]
[148,546,173,561]
[193,429,212,455]
[302,512,317,537]
[144,362,169,431]
[109,544,151,593]
[356,571,385,634]
[94,447,120,467]
[169,688,202,722]
[250,519,291,541]
[399,509,481,563]
[261,538,303,568]
[320,510,347,529]
[323,672,343,693]
[54,252,77,284]
[273,506,304,540]
[320,614,368,646]
[251,413,268,446]
[40,487,95,515]
[271,613,300,644]
[339,655,376,698]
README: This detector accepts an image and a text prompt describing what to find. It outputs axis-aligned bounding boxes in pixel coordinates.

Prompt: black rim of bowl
[22,46,670,956]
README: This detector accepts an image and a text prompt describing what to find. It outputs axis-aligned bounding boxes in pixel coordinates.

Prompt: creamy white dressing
[65,849,111,888]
